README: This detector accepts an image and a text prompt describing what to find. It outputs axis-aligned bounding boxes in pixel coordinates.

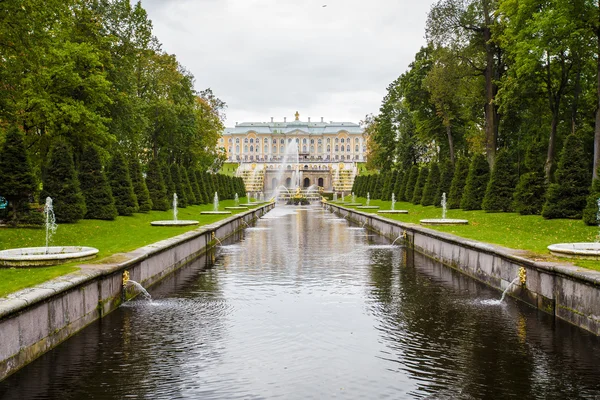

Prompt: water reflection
[1,206,599,399]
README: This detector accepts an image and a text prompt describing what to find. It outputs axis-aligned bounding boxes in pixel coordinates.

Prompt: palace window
[236,138,240,143]
[318,139,322,144]
[341,138,344,143]
[250,145,254,152]
[310,145,314,153]
[302,138,307,144]
[327,138,330,143]
[272,145,277,153]
[236,145,240,153]
[327,145,331,152]
[281,139,285,144]
[280,145,284,153]
[335,138,339,143]
[288,138,292,143]
[303,146,307,153]
[244,145,248,152]
[244,138,248,143]
[264,138,269,143]
[228,138,232,143]
[250,138,254,143]
[273,139,277,144]
[310,139,314,144]
[264,145,268,153]
[355,145,359,152]
[295,138,299,143]
[335,145,339,152]
[347,145,350,152]
[318,145,322,153]
[340,146,344,152]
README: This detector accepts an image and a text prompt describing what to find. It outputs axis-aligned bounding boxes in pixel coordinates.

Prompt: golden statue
[295,111,300,121]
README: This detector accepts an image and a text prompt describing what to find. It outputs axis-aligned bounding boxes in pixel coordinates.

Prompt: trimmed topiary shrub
[170,164,187,207]
[41,139,87,223]
[0,126,38,225]
[181,166,197,205]
[146,158,169,211]
[381,172,395,201]
[513,141,547,215]
[79,145,118,220]
[448,158,469,209]
[372,174,384,199]
[583,173,600,225]
[195,170,209,204]
[391,170,404,201]
[482,150,517,212]
[435,159,454,207]
[421,163,440,206]
[411,166,428,204]
[162,162,175,205]
[404,165,419,202]
[130,158,152,212]
[460,153,489,211]
[396,170,409,201]
[188,168,203,205]
[108,151,138,216]
[542,134,590,219]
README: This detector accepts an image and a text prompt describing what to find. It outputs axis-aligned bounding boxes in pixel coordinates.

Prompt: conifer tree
[41,139,87,223]
[0,126,38,225]
[146,158,169,211]
[542,134,590,219]
[372,174,384,199]
[421,163,440,206]
[448,158,469,209]
[482,150,517,212]
[181,166,196,205]
[170,164,187,207]
[583,173,600,225]
[392,170,404,200]
[460,153,490,211]
[79,145,118,220]
[195,170,208,204]
[513,141,547,215]
[108,152,138,216]
[162,162,175,205]
[411,166,428,204]
[404,165,419,202]
[204,172,216,200]
[188,167,203,205]
[380,172,392,201]
[397,170,410,201]
[130,159,152,212]
[435,159,454,207]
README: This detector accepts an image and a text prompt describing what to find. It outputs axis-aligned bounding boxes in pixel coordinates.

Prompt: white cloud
[139,0,435,125]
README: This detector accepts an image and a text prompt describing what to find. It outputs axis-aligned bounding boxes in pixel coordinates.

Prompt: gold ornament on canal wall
[122,270,130,287]
[519,267,527,285]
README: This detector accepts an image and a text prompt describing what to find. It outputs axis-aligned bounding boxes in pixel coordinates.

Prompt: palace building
[218,112,367,195]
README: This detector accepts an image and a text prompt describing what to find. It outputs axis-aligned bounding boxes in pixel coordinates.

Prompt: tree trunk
[545,113,559,181]
[594,18,600,180]
[446,124,455,165]
[482,2,496,169]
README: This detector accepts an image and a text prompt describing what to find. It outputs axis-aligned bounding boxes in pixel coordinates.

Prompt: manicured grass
[0,199,260,297]
[334,197,600,272]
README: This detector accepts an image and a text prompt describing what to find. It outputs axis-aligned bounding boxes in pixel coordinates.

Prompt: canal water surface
[1,206,600,399]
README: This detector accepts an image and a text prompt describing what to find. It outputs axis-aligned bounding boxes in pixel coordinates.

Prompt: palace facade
[219,113,367,194]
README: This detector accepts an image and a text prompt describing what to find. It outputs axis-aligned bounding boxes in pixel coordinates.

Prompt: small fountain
[240,191,259,207]
[352,193,356,203]
[548,197,600,259]
[201,192,232,215]
[378,192,408,215]
[481,275,523,305]
[0,197,99,267]
[225,192,248,211]
[333,192,338,202]
[420,192,468,225]
[357,192,379,210]
[346,191,361,206]
[122,271,152,301]
[151,193,199,226]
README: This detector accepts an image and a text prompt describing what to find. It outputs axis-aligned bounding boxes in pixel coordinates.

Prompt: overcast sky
[139,0,436,127]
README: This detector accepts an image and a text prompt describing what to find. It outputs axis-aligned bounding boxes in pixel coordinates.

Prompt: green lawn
[334,196,600,272]
[0,199,259,297]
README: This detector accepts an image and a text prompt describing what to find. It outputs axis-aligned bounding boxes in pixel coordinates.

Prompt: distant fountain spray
[391,193,396,211]
[333,192,338,202]
[173,193,178,222]
[213,192,219,212]
[352,192,356,203]
[44,197,58,254]
[366,193,370,206]
[441,192,447,220]
[235,193,239,207]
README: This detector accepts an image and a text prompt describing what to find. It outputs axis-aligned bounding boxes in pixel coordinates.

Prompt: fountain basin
[224,206,248,210]
[200,211,232,215]
[356,206,380,210]
[377,210,409,214]
[0,246,99,267]
[151,220,199,226]
[345,203,363,206]
[239,203,260,207]
[547,243,600,260]
[420,219,469,225]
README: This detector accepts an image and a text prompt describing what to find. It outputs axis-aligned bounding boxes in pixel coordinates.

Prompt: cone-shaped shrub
[542,134,590,219]
[79,145,117,220]
[583,173,600,225]
[41,139,86,222]
[372,174,384,199]
[129,159,152,212]
[188,168,203,205]
[161,162,174,205]
[421,163,440,206]
[435,160,454,207]
[205,173,216,199]
[170,164,187,207]
[146,159,169,211]
[447,157,469,209]
[482,150,517,212]
[411,166,428,204]
[392,171,404,200]
[396,170,409,201]
[195,170,208,204]
[513,141,547,215]
[460,154,489,210]
[181,166,197,205]
[0,126,38,225]
[381,172,394,201]
[108,152,138,216]
[404,165,419,202]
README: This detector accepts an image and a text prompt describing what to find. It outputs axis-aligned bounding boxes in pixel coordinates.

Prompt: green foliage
[542,135,590,219]
[421,163,440,206]
[41,139,86,223]
[79,145,118,220]
[372,174,384,199]
[195,170,208,204]
[392,170,405,201]
[404,165,420,202]
[513,141,547,215]
[129,159,152,213]
[170,164,187,208]
[107,152,138,216]
[435,159,454,207]
[161,162,175,203]
[181,166,197,205]
[396,170,410,201]
[382,171,397,201]
[448,158,469,209]
[482,150,517,212]
[460,154,490,211]
[188,168,203,205]
[146,159,169,211]
[411,166,429,205]
[0,126,37,225]
[582,174,600,225]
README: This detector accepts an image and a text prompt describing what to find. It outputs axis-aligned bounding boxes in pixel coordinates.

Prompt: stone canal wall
[326,203,600,336]
[0,203,274,381]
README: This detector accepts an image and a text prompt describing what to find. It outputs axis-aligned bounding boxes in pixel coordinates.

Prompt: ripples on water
[1,205,600,399]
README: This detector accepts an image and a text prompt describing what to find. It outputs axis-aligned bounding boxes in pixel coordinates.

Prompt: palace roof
[223,120,363,135]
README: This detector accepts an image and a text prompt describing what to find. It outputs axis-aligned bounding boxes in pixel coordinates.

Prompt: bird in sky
[322,4,327,7]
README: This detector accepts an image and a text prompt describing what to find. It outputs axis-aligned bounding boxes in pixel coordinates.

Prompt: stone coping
[0,204,273,320]
[326,203,600,286]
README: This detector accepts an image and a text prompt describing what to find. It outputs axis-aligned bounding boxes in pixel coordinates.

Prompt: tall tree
[79,145,118,220]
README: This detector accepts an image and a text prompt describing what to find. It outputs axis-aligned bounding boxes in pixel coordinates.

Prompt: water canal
[2,206,600,399]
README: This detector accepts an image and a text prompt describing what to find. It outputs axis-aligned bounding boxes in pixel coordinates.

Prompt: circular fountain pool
[0,246,99,267]
[547,243,600,260]
[150,220,199,226]
[420,218,469,225]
